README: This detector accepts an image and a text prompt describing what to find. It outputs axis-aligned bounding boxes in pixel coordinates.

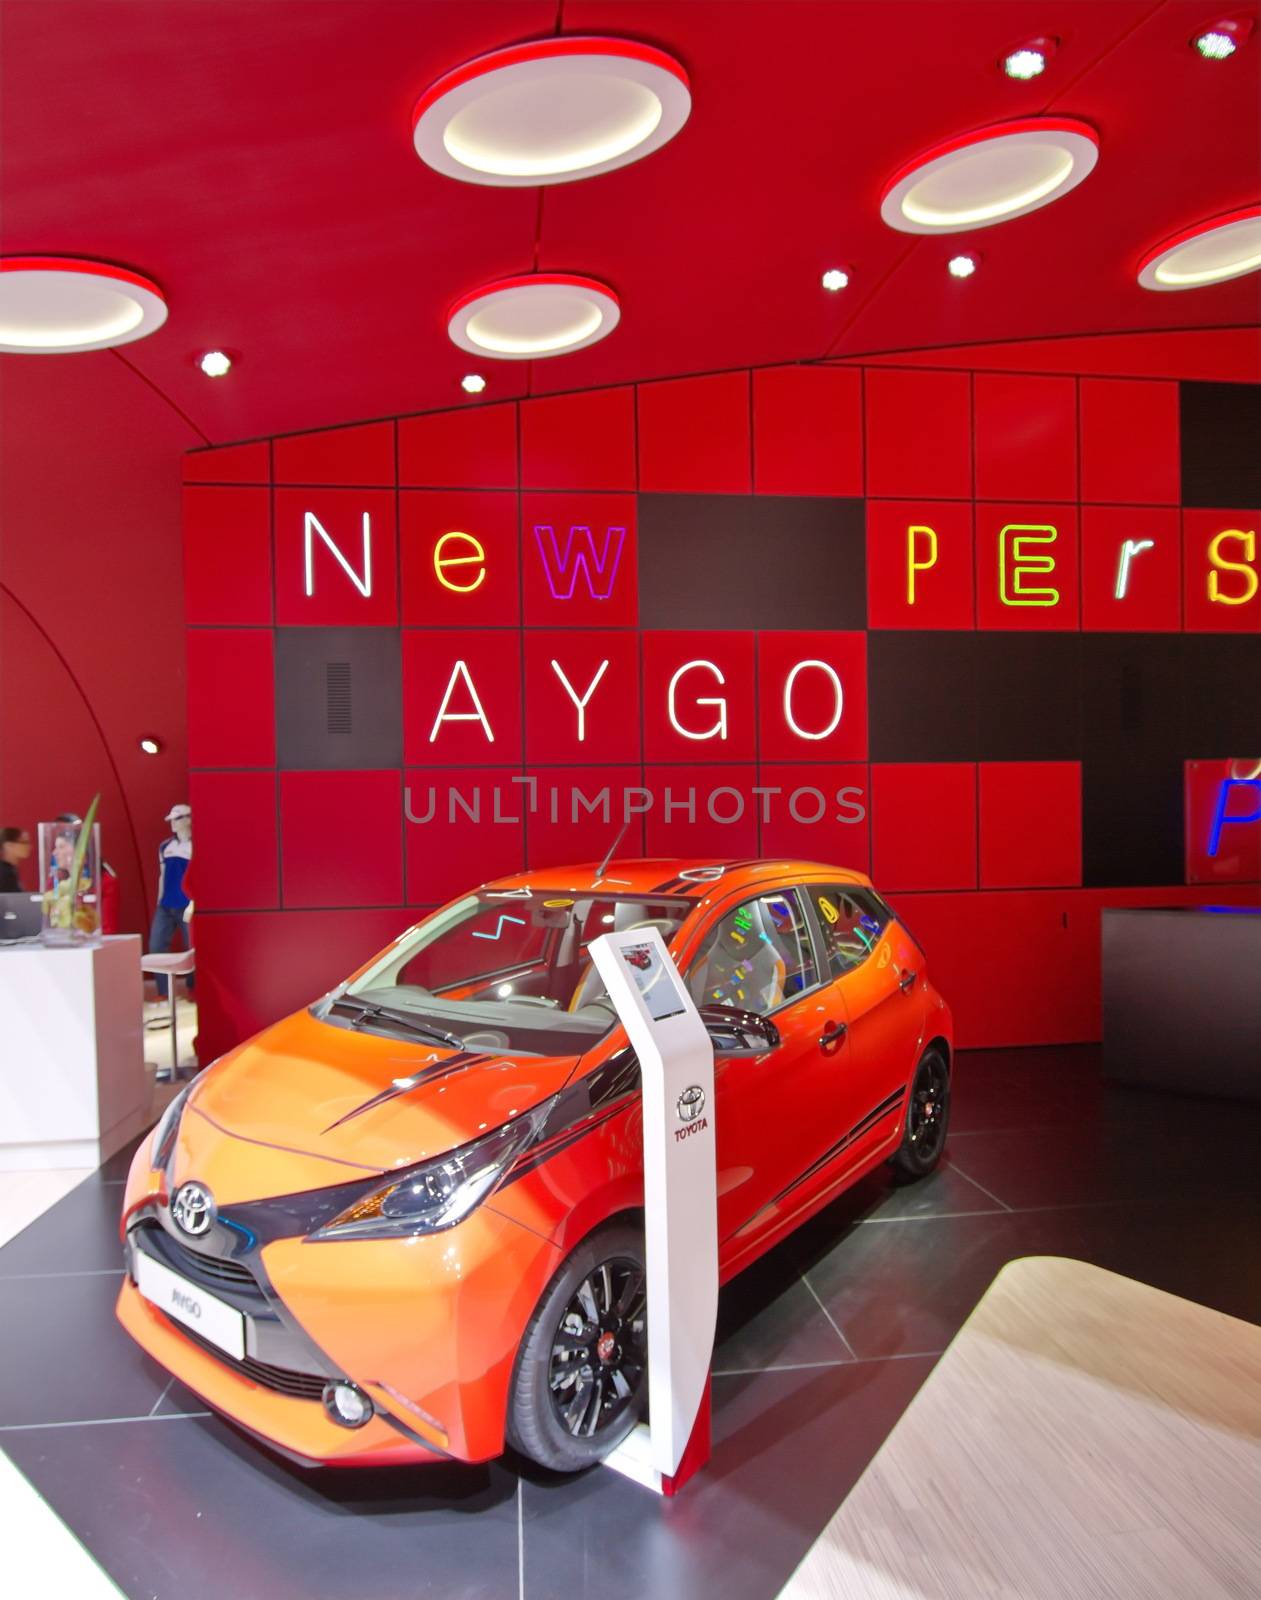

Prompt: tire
[506,1222,647,1472]
[891,1047,951,1182]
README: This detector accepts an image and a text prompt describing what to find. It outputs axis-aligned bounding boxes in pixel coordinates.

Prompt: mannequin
[149,803,193,1001]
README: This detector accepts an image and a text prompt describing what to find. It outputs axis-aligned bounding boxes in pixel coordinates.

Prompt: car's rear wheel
[507,1222,647,1472]
[891,1047,950,1181]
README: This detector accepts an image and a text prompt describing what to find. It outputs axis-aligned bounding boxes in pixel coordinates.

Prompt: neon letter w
[533,524,626,601]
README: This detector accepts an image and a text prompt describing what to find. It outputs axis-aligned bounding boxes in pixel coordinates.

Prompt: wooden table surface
[778,1256,1261,1600]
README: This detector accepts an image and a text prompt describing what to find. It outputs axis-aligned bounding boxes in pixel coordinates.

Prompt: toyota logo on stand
[676,1085,705,1123]
[171,1182,215,1237]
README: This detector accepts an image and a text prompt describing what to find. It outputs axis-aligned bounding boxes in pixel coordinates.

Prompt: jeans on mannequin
[149,906,193,998]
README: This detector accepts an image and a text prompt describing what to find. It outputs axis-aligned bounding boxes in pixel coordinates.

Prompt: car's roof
[479,858,874,900]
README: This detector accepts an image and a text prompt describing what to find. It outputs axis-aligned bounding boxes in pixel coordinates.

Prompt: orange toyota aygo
[118,859,952,1472]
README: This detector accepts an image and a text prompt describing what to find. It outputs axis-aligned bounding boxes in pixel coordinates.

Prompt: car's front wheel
[891,1046,950,1181]
[507,1222,647,1472]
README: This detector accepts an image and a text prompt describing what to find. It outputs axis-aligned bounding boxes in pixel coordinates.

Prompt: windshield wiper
[329,999,465,1052]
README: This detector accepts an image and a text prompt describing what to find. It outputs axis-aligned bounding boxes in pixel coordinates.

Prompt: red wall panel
[188,771,278,910]
[752,366,862,496]
[523,631,640,765]
[521,386,635,491]
[870,763,977,891]
[279,769,403,908]
[404,768,527,906]
[757,631,868,761]
[522,493,638,628]
[182,441,269,485]
[642,631,756,762]
[402,630,523,766]
[273,421,394,486]
[1080,505,1181,631]
[1182,509,1261,632]
[186,629,275,768]
[183,486,272,626]
[757,763,870,873]
[643,764,759,858]
[867,500,975,629]
[400,490,519,628]
[192,908,410,1063]
[978,761,1081,889]
[637,373,752,493]
[1079,378,1179,504]
[526,766,645,869]
[974,503,1080,630]
[974,373,1077,502]
[398,404,517,489]
[274,488,398,627]
[865,368,971,500]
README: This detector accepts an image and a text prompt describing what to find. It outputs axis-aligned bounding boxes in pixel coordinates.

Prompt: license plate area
[136,1250,247,1361]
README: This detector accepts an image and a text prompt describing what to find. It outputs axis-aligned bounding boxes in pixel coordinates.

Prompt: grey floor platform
[2,1046,1259,1600]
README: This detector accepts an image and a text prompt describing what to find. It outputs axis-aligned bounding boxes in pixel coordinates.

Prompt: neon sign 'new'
[533,525,626,600]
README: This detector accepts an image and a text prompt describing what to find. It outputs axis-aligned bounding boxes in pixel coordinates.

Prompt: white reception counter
[0,934,149,1171]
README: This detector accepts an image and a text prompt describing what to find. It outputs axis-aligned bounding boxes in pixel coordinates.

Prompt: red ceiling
[1,0,1258,443]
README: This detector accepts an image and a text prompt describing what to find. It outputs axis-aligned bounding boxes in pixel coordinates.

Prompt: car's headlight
[152,1084,192,1173]
[309,1106,549,1242]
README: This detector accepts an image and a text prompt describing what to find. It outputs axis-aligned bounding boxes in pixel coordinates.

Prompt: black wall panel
[1082,753,1186,888]
[974,634,1083,760]
[868,633,978,761]
[1079,635,1187,764]
[1180,381,1261,507]
[1178,635,1261,753]
[638,494,866,629]
[275,627,401,770]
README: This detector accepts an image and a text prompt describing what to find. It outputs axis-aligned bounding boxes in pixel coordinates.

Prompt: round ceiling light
[1138,206,1261,290]
[413,36,691,186]
[0,257,168,353]
[448,275,620,360]
[880,118,1099,234]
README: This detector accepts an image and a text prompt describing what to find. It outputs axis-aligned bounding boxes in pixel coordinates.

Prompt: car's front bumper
[116,1133,563,1466]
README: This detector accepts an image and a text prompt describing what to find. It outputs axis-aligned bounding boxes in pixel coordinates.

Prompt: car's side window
[687,889,818,1014]
[809,885,891,979]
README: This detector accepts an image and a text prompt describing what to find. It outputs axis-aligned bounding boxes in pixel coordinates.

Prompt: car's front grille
[137,1223,258,1292]
[181,1326,330,1401]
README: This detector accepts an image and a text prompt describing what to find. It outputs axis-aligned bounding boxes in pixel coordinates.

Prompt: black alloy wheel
[891,1047,951,1180]
[547,1257,646,1440]
[507,1222,648,1472]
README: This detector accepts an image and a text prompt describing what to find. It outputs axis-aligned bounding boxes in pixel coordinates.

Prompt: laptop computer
[0,892,42,941]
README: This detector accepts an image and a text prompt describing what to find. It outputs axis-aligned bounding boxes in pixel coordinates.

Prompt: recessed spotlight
[448,274,620,360]
[948,253,979,279]
[1195,28,1236,57]
[1002,47,1046,79]
[198,350,232,377]
[413,36,691,187]
[1138,206,1261,290]
[821,267,850,291]
[0,257,168,353]
[138,736,163,756]
[461,373,486,393]
[881,118,1099,234]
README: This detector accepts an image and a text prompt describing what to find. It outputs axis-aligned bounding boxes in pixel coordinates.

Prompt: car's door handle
[819,1020,847,1052]
[898,969,918,993]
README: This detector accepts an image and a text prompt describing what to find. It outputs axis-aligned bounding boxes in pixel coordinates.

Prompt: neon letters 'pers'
[906,525,938,605]
[999,525,1059,607]
[1207,529,1258,606]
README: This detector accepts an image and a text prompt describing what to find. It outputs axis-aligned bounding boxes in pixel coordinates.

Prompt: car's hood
[187,1008,580,1176]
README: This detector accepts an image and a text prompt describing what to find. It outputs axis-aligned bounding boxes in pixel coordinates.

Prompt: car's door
[679,886,846,1245]
[801,882,926,1162]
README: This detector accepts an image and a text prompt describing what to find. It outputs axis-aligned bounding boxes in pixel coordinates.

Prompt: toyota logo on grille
[172,1182,215,1237]
[677,1085,706,1123]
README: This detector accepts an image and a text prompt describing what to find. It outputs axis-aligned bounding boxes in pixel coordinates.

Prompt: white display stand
[0,934,149,1171]
[588,927,718,1495]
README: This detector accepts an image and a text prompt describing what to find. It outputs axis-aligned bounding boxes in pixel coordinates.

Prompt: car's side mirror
[698,1004,781,1054]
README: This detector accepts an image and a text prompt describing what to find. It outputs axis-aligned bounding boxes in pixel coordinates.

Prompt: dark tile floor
[3,1045,1259,1600]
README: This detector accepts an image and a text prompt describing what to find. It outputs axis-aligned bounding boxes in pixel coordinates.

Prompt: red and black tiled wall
[183,368,1261,1054]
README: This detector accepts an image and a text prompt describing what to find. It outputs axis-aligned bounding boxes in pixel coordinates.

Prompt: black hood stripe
[321,1053,487,1134]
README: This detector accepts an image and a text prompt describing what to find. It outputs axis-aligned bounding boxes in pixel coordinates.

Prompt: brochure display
[588,926,717,1494]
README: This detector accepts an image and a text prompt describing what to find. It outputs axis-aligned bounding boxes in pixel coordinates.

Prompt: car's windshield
[325,891,694,1056]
